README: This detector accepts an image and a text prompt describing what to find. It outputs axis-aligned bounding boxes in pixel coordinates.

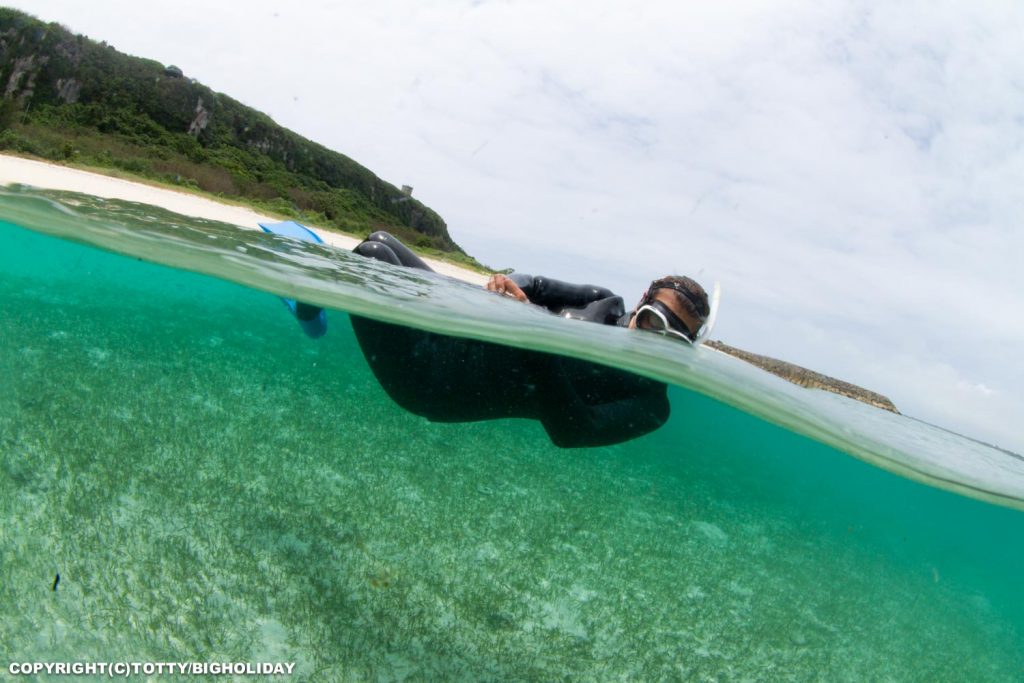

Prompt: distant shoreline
[0,154,489,285]
[706,341,900,413]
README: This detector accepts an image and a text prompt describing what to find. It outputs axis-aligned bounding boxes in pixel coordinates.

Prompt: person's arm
[488,273,616,309]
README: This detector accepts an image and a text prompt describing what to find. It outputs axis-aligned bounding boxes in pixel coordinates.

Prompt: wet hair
[643,276,710,337]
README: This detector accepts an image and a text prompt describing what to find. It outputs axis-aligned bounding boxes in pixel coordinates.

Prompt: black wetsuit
[346,232,670,448]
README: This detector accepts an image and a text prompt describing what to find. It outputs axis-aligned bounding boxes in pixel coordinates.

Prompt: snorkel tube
[692,281,720,346]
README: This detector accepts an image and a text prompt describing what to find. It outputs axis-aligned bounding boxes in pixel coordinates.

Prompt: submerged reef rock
[706,340,900,414]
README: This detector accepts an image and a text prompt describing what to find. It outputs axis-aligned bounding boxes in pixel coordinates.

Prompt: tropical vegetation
[0,7,484,269]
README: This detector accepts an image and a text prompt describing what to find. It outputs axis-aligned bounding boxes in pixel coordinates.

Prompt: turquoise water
[1,188,1022,680]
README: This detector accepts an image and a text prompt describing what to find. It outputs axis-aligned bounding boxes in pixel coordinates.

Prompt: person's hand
[486,274,528,302]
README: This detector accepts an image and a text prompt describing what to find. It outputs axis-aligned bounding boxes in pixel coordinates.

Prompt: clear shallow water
[1,187,1022,680]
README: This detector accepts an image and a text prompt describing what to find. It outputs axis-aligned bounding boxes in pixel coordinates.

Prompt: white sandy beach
[0,154,489,285]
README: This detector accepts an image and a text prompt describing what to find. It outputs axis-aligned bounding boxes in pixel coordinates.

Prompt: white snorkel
[693,281,721,346]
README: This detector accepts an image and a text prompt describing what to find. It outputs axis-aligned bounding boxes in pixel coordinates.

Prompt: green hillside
[0,7,475,262]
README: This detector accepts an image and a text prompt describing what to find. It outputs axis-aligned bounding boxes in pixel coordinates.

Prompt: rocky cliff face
[187,96,210,137]
[706,340,900,413]
[55,76,80,103]
[3,53,44,100]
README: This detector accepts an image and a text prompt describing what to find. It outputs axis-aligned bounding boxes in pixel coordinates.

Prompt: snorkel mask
[635,280,721,346]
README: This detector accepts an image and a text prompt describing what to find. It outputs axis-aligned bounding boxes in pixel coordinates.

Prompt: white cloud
[12,0,1024,452]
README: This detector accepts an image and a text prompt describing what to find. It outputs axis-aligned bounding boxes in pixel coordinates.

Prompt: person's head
[628,276,710,343]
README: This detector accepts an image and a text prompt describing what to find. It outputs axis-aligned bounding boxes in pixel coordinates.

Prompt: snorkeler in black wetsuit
[307,231,711,448]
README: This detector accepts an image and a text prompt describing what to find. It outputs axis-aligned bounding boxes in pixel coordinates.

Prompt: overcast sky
[14,0,1024,452]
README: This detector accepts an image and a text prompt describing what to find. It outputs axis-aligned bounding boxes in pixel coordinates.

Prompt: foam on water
[1,187,1022,680]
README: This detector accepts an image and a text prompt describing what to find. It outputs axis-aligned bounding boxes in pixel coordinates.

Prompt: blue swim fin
[259,221,328,339]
